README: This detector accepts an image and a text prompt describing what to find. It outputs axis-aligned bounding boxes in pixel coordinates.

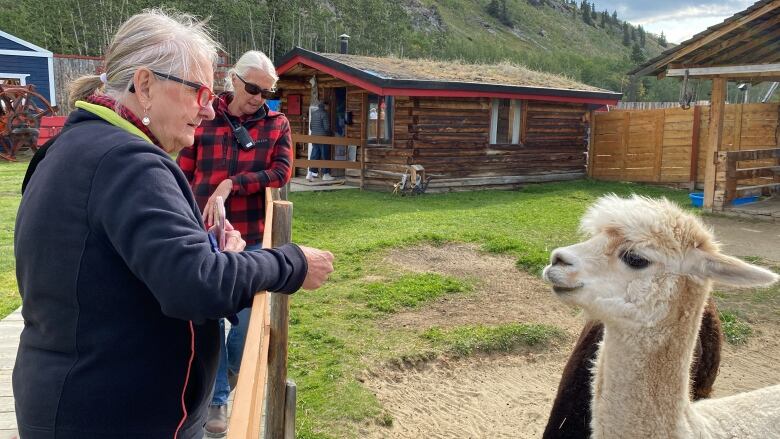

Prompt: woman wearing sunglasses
[176,49,295,437]
[14,11,333,439]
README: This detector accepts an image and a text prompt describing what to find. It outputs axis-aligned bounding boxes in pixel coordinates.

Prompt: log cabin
[275,43,621,192]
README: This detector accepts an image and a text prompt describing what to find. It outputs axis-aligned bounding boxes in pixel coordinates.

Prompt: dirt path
[703,215,780,262]
[359,241,780,439]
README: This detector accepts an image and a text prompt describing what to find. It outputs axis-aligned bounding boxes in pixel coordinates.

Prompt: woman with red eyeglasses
[14,11,333,439]
[176,50,295,437]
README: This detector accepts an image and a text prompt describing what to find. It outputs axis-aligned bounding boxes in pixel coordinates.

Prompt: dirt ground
[358,217,780,439]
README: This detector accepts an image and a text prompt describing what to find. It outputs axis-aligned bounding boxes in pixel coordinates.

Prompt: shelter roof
[630,0,780,77]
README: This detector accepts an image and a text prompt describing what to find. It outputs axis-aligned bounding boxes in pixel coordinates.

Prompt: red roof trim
[276,54,619,105]
[277,55,383,94]
[386,88,618,105]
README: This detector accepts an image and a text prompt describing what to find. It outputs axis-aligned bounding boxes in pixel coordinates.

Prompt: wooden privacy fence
[589,103,780,188]
[291,134,365,187]
[228,187,297,439]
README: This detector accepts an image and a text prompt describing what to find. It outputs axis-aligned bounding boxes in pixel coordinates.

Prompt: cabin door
[329,87,351,176]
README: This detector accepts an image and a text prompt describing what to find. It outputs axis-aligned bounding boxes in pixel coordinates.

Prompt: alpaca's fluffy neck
[591,278,709,439]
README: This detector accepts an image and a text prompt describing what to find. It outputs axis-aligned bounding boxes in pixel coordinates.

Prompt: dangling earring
[142,107,151,126]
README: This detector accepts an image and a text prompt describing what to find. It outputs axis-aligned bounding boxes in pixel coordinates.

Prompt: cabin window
[367,95,393,144]
[490,98,522,145]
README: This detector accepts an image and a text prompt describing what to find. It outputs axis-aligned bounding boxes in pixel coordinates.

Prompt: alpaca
[542,297,722,439]
[542,195,780,439]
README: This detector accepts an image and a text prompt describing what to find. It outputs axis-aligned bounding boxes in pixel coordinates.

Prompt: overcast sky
[591,0,755,43]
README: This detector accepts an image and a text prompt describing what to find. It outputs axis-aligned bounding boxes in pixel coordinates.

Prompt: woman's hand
[299,246,334,290]
[222,219,245,252]
[202,179,233,226]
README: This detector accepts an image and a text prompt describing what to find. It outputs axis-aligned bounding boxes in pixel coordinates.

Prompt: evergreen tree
[631,26,637,41]
[581,1,592,25]
[631,41,645,63]
[622,23,630,46]
[487,0,500,18]
[591,4,597,20]
[638,25,646,47]
[487,0,512,26]
[600,10,607,28]
[612,10,618,25]
[659,31,668,47]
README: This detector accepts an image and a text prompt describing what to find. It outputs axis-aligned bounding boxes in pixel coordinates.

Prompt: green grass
[0,161,26,316]
[0,170,694,438]
[718,311,753,345]
[422,323,565,357]
[353,273,470,313]
[712,257,780,326]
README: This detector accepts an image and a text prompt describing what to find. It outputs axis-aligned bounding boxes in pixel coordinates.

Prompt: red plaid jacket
[177,93,293,245]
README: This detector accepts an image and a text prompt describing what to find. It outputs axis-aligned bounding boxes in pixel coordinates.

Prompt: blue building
[0,30,56,106]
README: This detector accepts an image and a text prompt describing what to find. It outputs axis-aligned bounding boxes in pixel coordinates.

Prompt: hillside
[0,0,679,100]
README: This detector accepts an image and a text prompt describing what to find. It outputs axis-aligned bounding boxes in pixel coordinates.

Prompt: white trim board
[0,49,52,58]
[0,73,30,85]
[0,30,50,53]
[667,64,780,77]
[47,56,56,106]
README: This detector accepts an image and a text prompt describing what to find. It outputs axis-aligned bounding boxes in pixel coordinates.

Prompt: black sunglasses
[235,73,275,99]
[129,70,216,108]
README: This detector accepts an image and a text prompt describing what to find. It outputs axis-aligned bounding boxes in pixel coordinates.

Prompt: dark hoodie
[13,105,307,439]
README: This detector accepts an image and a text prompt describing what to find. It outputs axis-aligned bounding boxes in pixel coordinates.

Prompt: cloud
[592,0,752,20]
[591,0,755,43]
[635,4,748,24]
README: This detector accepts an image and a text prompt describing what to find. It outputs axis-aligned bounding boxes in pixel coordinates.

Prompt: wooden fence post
[704,78,727,211]
[689,105,702,190]
[284,380,297,439]
[265,200,293,439]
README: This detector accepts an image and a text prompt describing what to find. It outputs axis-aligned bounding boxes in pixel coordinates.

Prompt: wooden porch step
[735,166,780,180]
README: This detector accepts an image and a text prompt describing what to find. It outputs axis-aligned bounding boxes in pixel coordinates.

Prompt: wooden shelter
[275,47,621,192]
[629,0,780,210]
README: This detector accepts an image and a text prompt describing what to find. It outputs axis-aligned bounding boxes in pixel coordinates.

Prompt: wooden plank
[736,182,780,195]
[294,159,362,170]
[226,294,268,439]
[621,112,630,180]
[735,166,780,179]
[704,79,726,210]
[654,110,665,180]
[667,63,780,77]
[725,148,780,161]
[689,105,702,188]
[265,201,294,439]
[228,188,280,439]
[291,134,361,146]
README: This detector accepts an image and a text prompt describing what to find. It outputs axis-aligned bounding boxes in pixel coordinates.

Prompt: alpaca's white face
[543,231,688,326]
[543,195,779,327]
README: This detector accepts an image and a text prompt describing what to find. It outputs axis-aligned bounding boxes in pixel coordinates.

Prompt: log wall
[365,97,588,191]
[278,73,590,191]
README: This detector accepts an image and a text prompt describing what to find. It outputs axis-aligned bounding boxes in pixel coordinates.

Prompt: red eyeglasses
[150,70,216,108]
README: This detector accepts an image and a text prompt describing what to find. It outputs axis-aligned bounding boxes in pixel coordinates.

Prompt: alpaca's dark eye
[621,251,650,269]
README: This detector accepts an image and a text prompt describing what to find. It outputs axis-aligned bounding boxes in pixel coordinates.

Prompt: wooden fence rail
[228,188,296,439]
[291,134,365,187]
[715,148,780,209]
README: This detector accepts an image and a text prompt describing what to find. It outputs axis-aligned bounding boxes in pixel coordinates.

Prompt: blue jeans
[211,243,261,406]
[309,143,330,174]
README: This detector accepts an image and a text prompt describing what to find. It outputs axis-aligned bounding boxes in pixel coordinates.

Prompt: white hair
[225,50,279,91]
[68,9,220,106]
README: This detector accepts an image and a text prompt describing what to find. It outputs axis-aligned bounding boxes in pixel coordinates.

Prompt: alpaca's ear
[695,251,779,287]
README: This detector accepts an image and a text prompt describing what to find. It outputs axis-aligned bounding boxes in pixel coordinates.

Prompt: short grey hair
[68,9,220,106]
[225,50,279,92]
